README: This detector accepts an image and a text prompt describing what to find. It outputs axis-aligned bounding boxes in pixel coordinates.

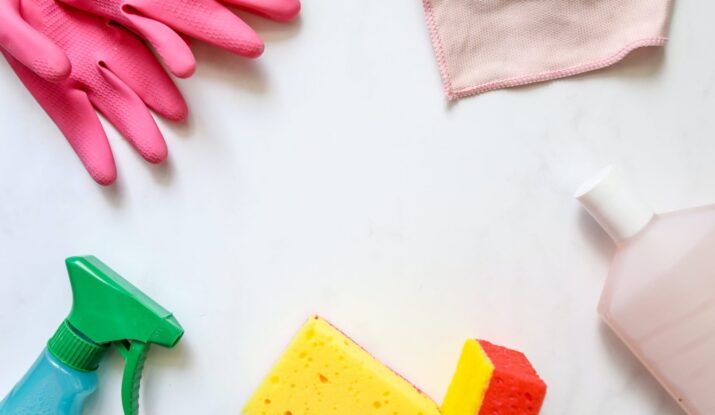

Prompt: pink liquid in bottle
[577,167,715,415]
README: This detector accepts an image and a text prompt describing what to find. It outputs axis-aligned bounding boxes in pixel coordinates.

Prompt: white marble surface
[0,1,713,414]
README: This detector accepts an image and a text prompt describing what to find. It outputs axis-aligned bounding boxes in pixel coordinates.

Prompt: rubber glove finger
[101,24,188,120]
[223,0,301,21]
[50,89,118,185]
[89,64,168,165]
[2,51,117,184]
[118,10,196,78]
[0,3,71,81]
[54,0,195,78]
[130,0,264,58]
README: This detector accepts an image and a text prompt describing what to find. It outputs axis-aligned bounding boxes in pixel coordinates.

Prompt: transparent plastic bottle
[0,348,97,415]
[577,167,715,415]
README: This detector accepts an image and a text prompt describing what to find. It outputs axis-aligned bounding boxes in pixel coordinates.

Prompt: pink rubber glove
[1,0,188,185]
[59,0,302,78]
[0,0,70,81]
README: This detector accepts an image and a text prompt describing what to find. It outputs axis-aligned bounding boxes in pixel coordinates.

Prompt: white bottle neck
[576,167,655,243]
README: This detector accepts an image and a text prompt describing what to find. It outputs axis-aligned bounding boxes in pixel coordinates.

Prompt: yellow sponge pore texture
[243,316,440,415]
[440,339,495,415]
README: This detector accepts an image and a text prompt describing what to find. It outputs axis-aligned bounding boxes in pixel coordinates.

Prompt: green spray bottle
[0,256,184,415]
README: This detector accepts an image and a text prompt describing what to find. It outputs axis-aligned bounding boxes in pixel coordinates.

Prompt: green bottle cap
[48,320,108,371]
[47,256,184,415]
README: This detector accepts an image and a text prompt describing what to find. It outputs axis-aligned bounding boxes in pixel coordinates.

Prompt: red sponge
[441,339,546,415]
[478,340,546,414]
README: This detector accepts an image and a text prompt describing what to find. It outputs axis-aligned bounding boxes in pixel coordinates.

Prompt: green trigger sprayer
[0,256,184,415]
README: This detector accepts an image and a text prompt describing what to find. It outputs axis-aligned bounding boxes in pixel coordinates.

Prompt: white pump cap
[575,166,655,243]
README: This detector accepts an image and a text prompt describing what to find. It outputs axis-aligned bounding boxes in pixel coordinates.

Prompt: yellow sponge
[243,316,440,415]
[440,339,494,415]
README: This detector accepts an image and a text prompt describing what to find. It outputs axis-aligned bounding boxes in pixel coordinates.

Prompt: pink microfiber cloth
[423,0,673,100]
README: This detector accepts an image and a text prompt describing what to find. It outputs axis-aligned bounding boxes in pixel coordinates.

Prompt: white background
[1,1,713,414]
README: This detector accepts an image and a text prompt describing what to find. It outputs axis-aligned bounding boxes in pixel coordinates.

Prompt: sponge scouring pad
[441,339,546,415]
[243,315,440,415]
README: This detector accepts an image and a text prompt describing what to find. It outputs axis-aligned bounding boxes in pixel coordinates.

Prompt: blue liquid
[0,348,97,415]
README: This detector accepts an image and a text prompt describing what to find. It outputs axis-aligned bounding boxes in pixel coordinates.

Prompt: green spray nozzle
[47,256,184,415]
